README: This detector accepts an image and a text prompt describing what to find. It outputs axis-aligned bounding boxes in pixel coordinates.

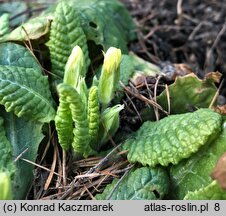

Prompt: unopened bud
[64,45,85,88]
[98,47,121,107]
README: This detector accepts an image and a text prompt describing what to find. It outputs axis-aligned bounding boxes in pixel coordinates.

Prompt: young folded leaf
[47,2,89,79]
[0,65,55,122]
[55,90,73,150]
[95,167,169,200]
[96,104,124,149]
[88,86,100,143]
[57,83,94,157]
[0,172,12,200]
[64,46,85,88]
[98,47,121,107]
[123,109,222,167]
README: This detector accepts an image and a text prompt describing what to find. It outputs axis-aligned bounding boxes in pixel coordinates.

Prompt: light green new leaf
[55,93,73,151]
[123,109,222,167]
[88,86,100,143]
[0,65,55,122]
[96,104,124,149]
[57,83,94,157]
[170,121,226,199]
[47,2,89,79]
[184,181,226,200]
[0,109,44,199]
[0,43,42,73]
[95,167,169,200]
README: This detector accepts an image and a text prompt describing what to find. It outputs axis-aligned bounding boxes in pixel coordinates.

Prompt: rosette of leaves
[123,109,222,167]
[95,167,169,200]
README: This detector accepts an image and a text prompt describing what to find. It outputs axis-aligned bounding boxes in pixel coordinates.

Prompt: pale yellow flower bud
[98,47,121,107]
[64,45,85,88]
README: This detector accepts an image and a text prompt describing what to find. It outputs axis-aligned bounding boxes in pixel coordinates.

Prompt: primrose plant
[55,45,124,157]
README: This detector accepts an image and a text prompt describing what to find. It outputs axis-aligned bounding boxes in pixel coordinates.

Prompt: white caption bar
[0,200,225,216]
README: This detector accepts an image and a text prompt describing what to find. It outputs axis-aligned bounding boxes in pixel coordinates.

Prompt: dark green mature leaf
[0,65,55,122]
[47,2,89,79]
[124,109,222,167]
[0,2,28,27]
[184,181,226,200]
[95,167,169,200]
[170,121,226,199]
[158,74,217,114]
[0,109,44,199]
[0,43,42,73]
[68,0,136,53]
[0,115,15,176]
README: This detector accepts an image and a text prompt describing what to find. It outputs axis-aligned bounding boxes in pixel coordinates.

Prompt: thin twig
[120,81,168,115]
[209,79,225,109]
[21,158,63,178]
[44,142,58,190]
[144,77,159,120]
[165,84,171,114]
[59,143,124,199]
[125,92,142,122]
[14,147,29,162]
[106,164,134,200]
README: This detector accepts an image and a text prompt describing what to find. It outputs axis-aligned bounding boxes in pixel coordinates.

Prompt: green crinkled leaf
[47,2,89,79]
[170,121,226,199]
[123,109,222,167]
[0,109,44,199]
[0,65,55,122]
[158,74,217,114]
[184,181,226,200]
[67,0,136,53]
[95,167,169,200]
[0,115,15,177]
[0,43,42,73]
[0,15,51,43]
